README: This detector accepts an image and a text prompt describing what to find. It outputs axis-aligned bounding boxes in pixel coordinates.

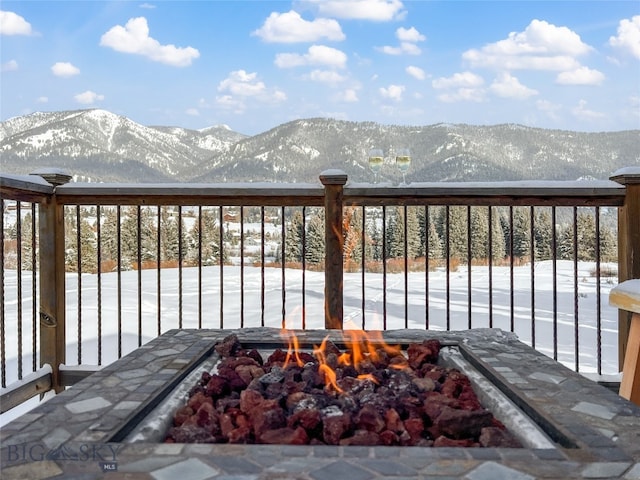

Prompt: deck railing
[1,166,639,417]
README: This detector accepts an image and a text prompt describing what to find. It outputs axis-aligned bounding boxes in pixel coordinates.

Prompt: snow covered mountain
[1,109,637,183]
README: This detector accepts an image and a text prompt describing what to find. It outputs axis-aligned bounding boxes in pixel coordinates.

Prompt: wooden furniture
[610,279,640,405]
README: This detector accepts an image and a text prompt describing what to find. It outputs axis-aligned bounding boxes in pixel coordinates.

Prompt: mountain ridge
[1,109,638,183]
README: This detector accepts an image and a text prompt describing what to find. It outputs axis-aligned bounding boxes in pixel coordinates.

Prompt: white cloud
[609,15,640,59]
[302,0,406,21]
[433,72,485,103]
[1,59,18,71]
[405,65,425,80]
[378,26,425,56]
[378,42,421,55]
[0,11,33,35]
[139,3,156,9]
[556,66,605,86]
[185,108,199,116]
[275,45,347,69]
[37,96,48,103]
[437,88,485,103]
[51,62,80,77]
[396,26,425,43]
[100,17,200,67]
[218,70,266,96]
[379,84,405,101]
[74,91,104,105]
[463,19,591,71]
[432,71,484,89]
[307,69,347,84]
[216,70,286,112]
[253,11,345,43]
[334,88,359,102]
[572,99,605,120]
[490,73,538,99]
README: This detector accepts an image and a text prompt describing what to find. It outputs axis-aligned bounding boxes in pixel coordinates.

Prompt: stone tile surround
[1,327,639,479]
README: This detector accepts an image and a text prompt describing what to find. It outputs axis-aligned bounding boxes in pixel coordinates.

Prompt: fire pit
[125,331,550,449]
[2,328,639,480]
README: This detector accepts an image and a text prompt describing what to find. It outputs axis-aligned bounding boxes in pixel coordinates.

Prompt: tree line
[3,204,617,274]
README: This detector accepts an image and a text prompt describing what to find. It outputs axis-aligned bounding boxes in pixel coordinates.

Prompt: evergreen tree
[437,206,468,262]
[534,209,554,260]
[64,208,97,273]
[187,208,223,266]
[285,210,304,262]
[100,207,119,267]
[470,207,489,260]
[305,209,325,265]
[159,206,183,262]
[599,224,617,262]
[120,206,158,268]
[19,211,36,271]
[385,207,402,259]
[512,207,532,259]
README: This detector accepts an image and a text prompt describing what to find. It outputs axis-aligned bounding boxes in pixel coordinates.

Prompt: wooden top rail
[54,182,326,207]
[0,173,54,203]
[1,172,626,208]
[345,180,626,207]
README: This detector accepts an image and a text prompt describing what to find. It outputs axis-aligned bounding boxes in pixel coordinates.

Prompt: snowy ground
[1,260,620,426]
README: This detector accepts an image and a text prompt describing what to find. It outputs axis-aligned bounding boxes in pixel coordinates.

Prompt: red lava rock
[323,412,352,445]
[227,426,252,443]
[403,417,425,445]
[166,424,217,443]
[288,408,322,433]
[434,406,494,439]
[479,427,522,448]
[205,375,230,398]
[239,388,264,412]
[173,405,193,427]
[407,339,441,369]
[249,399,286,437]
[340,430,382,446]
[355,404,385,433]
[215,334,241,358]
[260,426,309,445]
[166,335,521,448]
[433,435,475,447]
[187,391,212,411]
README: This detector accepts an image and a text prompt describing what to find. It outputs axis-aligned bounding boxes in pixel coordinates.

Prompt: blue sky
[1,1,638,135]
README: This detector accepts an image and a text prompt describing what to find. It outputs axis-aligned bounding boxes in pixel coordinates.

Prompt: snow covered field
[1,260,620,425]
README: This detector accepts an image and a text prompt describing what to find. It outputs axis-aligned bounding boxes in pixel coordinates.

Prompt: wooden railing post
[320,170,347,330]
[611,167,640,370]
[31,168,72,393]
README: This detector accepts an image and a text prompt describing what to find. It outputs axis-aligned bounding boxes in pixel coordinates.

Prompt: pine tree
[188,208,223,266]
[599,224,617,262]
[470,207,489,260]
[305,209,325,265]
[534,209,554,260]
[512,207,532,259]
[437,206,468,262]
[285,210,304,262]
[19,211,36,271]
[100,207,120,268]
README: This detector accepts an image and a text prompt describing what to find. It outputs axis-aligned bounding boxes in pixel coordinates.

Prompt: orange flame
[281,328,408,393]
[282,330,306,368]
[357,373,379,384]
[319,364,344,393]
